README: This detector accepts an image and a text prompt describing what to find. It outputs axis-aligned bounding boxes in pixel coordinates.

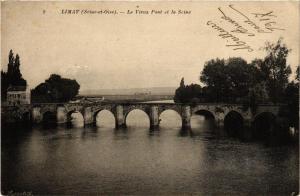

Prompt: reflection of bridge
[3,102,281,130]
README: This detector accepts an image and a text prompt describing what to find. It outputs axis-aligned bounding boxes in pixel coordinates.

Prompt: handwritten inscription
[207,21,253,52]
[207,4,285,52]
[218,7,255,36]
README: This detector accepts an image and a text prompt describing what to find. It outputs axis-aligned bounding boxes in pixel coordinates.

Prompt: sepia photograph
[1,1,299,195]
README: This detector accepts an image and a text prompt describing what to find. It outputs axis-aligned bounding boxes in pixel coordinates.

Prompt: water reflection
[191,113,216,138]
[224,111,244,137]
[1,114,299,195]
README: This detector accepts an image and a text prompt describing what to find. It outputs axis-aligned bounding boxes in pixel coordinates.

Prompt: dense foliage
[174,78,203,104]
[31,74,80,103]
[283,76,299,129]
[1,50,27,101]
[260,38,292,103]
[174,39,295,106]
[174,38,299,130]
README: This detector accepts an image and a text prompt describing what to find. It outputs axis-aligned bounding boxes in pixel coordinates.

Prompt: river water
[2,110,299,195]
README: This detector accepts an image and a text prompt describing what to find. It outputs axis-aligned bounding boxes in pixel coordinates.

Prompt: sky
[1,1,299,92]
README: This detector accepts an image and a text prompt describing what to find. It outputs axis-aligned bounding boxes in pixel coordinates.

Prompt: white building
[7,85,31,106]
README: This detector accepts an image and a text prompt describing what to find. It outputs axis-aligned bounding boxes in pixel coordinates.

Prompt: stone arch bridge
[2,102,281,130]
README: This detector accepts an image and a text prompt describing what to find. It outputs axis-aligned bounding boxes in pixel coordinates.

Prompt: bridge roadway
[2,102,281,130]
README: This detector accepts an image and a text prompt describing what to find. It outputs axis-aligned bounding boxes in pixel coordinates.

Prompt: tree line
[1,50,80,103]
[174,38,298,104]
[174,38,299,128]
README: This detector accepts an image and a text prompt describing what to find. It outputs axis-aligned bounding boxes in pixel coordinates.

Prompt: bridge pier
[115,105,126,129]
[57,106,67,124]
[181,106,191,130]
[84,107,94,126]
[150,106,159,130]
[32,107,42,123]
[216,119,224,129]
[241,119,253,140]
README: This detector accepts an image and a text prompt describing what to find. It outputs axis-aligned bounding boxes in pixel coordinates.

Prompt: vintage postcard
[1,1,299,195]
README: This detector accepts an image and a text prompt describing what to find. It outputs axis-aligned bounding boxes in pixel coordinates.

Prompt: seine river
[2,109,299,195]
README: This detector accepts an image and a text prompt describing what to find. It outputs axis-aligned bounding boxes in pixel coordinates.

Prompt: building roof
[7,85,26,91]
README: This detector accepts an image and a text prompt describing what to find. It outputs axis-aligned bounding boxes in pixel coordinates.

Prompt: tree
[174,78,185,103]
[1,50,27,101]
[226,57,258,100]
[250,82,269,103]
[296,66,299,81]
[283,66,299,129]
[31,74,80,103]
[180,77,185,88]
[200,57,258,103]
[174,78,202,103]
[200,58,228,102]
[284,81,299,129]
[7,50,14,77]
[244,81,270,113]
[1,71,9,100]
[259,38,292,103]
[10,54,26,86]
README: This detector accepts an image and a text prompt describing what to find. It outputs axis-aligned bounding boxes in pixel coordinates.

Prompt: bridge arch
[158,105,182,117]
[66,110,84,122]
[224,110,244,137]
[192,109,215,120]
[224,108,247,120]
[125,109,150,128]
[158,108,182,118]
[253,111,277,120]
[42,111,57,124]
[66,110,84,127]
[94,109,116,128]
[21,111,31,124]
[191,109,215,132]
[252,112,276,140]
[158,109,182,128]
[39,105,57,117]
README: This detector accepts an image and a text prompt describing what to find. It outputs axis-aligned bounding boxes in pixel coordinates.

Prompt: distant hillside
[80,87,177,96]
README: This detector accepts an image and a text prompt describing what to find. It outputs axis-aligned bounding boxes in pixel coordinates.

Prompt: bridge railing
[25,102,286,107]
